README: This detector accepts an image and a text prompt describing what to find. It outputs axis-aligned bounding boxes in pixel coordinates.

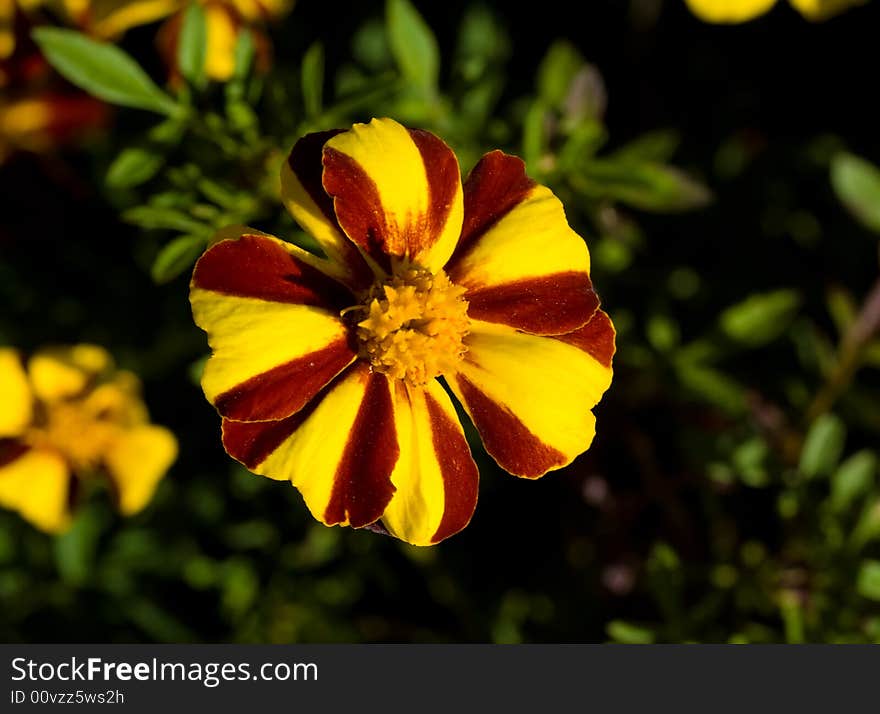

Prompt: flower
[70,0,294,82]
[190,117,615,545]
[0,345,177,533]
[684,0,868,22]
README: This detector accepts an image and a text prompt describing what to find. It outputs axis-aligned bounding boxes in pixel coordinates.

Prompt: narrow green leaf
[178,3,207,88]
[32,28,179,115]
[719,289,802,346]
[831,450,876,512]
[151,235,207,284]
[124,206,206,233]
[857,560,880,601]
[675,363,747,415]
[831,152,880,234]
[301,42,325,118]
[106,147,165,189]
[386,0,439,95]
[233,29,256,81]
[537,40,584,109]
[522,101,547,172]
[800,413,846,479]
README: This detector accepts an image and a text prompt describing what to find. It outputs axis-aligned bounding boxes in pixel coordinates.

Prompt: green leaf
[610,129,682,164]
[32,28,179,115]
[799,413,846,479]
[857,560,880,601]
[301,42,324,118]
[831,450,876,513]
[571,159,711,213]
[606,620,655,644]
[151,235,207,284]
[831,151,880,234]
[125,206,206,233]
[233,29,255,80]
[178,3,207,88]
[719,289,802,346]
[106,147,165,189]
[537,40,584,109]
[53,506,105,585]
[675,363,747,415]
[386,0,439,96]
[522,101,548,172]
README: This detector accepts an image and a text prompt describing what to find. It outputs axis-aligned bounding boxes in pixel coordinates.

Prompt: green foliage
[32,28,180,115]
[831,152,880,233]
[177,3,208,89]
[386,0,439,97]
[720,290,802,346]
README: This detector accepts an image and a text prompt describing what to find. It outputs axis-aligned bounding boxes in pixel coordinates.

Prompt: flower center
[25,401,119,471]
[353,264,470,388]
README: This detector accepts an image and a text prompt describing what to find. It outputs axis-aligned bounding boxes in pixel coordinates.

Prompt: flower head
[684,0,867,22]
[0,345,177,533]
[190,117,615,545]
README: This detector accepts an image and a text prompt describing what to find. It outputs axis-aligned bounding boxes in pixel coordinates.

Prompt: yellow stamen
[353,263,469,388]
[24,400,122,472]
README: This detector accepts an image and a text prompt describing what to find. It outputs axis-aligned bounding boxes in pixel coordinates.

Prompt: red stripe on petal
[465,272,600,335]
[222,410,310,470]
[288,130,346,227]
[322,147,392,272]
[0,440,29,469]
[193,234,353,309]
[324,369,398,528]
[214,338,356,421]
[408,128,460,256]
[455,374,567,479]
[424,391,479,544]
[448,150,536,267]
[554,309,616,368]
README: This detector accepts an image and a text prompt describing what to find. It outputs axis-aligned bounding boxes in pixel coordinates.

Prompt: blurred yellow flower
[684,0,868,22]
[78,0,294,81]
[0,345,177,533]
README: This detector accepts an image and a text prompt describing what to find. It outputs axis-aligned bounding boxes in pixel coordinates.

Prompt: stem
[806,275,880,422]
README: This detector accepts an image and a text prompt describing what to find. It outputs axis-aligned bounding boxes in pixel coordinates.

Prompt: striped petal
[0,444,72,533]
[447,151,597,335]
[788,0,864,20]
[221,364,399,528]
[322,117,464,273]
[281,130,376,289]
[382,379,479,546]
[190,233,358,421]
[0,348,32,438]
[684,0,777,22]
[449,317,614,479]
[105,425,178,515]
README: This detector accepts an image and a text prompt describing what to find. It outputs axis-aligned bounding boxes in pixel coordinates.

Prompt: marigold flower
[190,118,615,545]
[0,345,177,533]
[684,0,867,22]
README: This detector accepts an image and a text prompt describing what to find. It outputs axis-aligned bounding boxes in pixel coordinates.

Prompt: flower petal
[449,319,614,479]
[191,234,357,421]
[221,364,399,528]
[788,0,863,20]
[86,0,182,39]
[381,379,479,546]
[105,425,178,515]
[322,117,464,273]
[447,151,597,335]
[281,130,375,289]
[683,0,777,23]
[0,444,71,533]
[0,348,32,438]
[28,344,113,403]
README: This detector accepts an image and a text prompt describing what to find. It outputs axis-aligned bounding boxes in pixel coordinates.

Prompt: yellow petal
[87,0,182,39]
[27,344,112,403]
[204,3,238,81]
[0,447,72,533]
[190,234,358,421]
[323,117,464,272]
[382,379,478,546]
[0,348,33,438]
[0,0,15,61]
[788,0,865,19]
[449,319,614,479]
[684,0,777,22]
[105,425,177,515]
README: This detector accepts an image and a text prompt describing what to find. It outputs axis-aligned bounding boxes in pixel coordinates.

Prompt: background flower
[684,0,869,22]
[0,345,177,532]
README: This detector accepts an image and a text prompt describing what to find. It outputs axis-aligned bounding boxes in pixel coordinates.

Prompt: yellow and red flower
[190,118,615,545]
[0,345,177,533]
[684,0,868,22]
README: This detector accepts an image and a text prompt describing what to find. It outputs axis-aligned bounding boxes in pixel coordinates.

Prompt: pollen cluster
[354,265,470,388]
